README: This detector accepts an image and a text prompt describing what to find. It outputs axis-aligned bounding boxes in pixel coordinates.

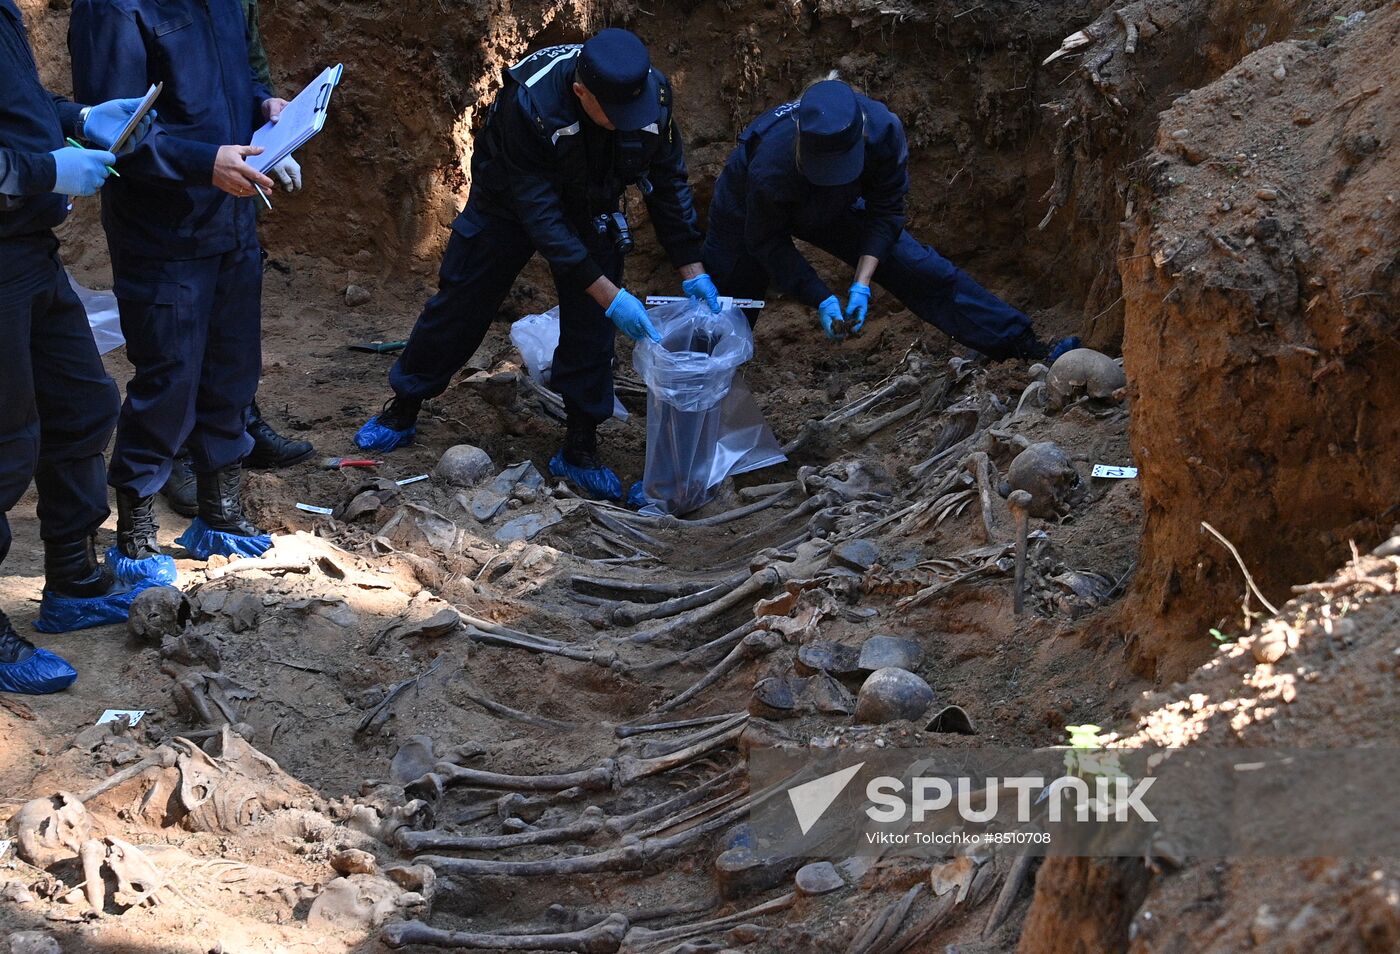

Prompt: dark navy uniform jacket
[467,44,704,291]
[0,0,85,241]
[709,93,910,307]
[68,0,273,259]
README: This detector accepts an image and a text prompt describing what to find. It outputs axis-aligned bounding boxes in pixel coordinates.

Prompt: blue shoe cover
[626,480,649,509]
[34,582,151,634]
[549,450,623,502]
[355,415,415,452]
[176,518,273,560]
[1047,336,1082,363]
[106,546,177,587]
[0,648,77,694]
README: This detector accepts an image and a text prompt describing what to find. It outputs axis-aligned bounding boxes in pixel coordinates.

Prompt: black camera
[593,211,634,256]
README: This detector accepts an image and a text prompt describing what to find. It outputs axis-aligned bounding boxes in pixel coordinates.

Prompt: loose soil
[1,0,1396,952]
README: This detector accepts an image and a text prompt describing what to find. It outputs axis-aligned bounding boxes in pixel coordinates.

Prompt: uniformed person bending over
[356,29,719,501]
[705,80,1076,361]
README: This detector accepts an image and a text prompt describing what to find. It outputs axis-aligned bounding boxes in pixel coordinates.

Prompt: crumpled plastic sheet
[106,546,178,587]
[548,450,623,502]
[69,271,124,355]
[631,302,786,515]
[355,415,416,452]
[33,580,155,634]
[510,308,629,421]
[0,648,77,694]
[176,518,273,560]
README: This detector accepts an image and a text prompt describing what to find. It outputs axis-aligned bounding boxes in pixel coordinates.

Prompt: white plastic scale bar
[645,295,766,309]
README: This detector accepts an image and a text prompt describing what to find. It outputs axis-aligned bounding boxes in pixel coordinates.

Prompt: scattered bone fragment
[963,451,999,541]
[795,861,846,897]
[390,736,438,785]
[854,668,935,724]
[399,807,605,853]
[857,635,922,673]
[1008,489,1033,614]
[308,874,421,931]
[331,848,379,875]
[79,837,106,912]
[623,892,796,950]
[382,913,628,952]
[926,705,976,735]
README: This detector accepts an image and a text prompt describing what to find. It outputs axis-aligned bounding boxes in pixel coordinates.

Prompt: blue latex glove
[816,295,844,339]
[606,289,661,342]
[845,283,871,333]
[682,273,721,314]
[50,146,117,196]
[83,97,155,154]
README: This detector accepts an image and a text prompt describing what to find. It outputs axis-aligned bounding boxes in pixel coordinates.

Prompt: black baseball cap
[796,80,866,186]
[576,28,661,131]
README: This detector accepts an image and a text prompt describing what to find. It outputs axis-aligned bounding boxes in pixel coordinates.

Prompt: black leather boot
[562,418,602,470]
[196,465,264,536]
[245,401,315,469]
[160,450,199,516]
[0,612,37,666]
[116,488,162,559]
[43,535,114,598]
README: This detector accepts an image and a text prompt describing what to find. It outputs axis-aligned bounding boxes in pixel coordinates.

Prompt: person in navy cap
[356,28,718,501]
[2,0,160,692]
[704,80,1076,361]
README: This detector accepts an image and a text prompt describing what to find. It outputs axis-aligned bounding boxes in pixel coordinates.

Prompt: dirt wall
[1119,4,1399,682]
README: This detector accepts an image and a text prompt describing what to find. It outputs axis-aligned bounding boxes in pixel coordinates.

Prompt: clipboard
[247,64,343,173]
[110,82,162,154]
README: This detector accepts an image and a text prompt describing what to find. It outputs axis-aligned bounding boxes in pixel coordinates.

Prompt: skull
[1002,442,1084,517]
[127,586,190,642]
[1045,348,1126,411]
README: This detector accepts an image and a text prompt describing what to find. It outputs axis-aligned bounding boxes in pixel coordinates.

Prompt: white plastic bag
[68,271,124,355]
[509,307,628,420]
[632,301,785,515]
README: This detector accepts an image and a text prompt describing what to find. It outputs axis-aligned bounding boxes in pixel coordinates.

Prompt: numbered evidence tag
[1091,464,1138,479]
[97,708,146,726]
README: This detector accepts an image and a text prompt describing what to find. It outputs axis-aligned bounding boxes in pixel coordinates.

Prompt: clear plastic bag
[68,271,124,355]
[632,301,786,515]
[510,308,628,421]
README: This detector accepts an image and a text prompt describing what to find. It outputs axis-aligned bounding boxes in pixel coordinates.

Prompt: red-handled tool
[321,457,381,470]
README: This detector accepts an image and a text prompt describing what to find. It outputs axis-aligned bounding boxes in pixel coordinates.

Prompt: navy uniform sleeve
[745,186,831,308]
[0,95,83,197]
[69,0,221,186]
[51,94,86,141]
[495,90,603,291]
[855,112,909,261]
[0,147,55,198]
[641,112,704,268]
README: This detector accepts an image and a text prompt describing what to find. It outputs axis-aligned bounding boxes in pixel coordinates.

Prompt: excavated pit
[1,0,1396,952]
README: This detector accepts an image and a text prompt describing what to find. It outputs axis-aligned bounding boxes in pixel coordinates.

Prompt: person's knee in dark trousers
[708,81,1077,361]
[357,29,719,503]
[1,3,167,675]
[72,0,283,564]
